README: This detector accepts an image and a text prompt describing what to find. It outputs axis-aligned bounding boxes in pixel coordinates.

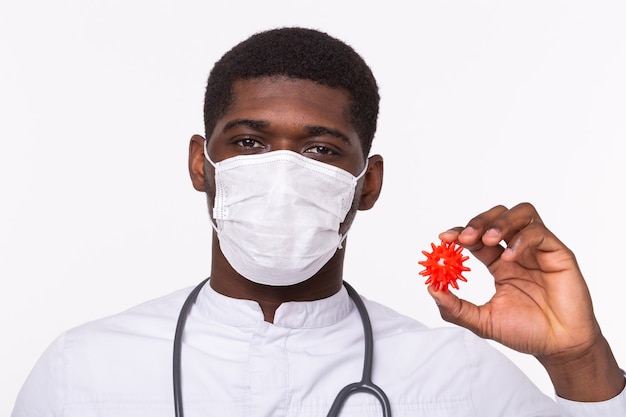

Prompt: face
[189,76,383,236]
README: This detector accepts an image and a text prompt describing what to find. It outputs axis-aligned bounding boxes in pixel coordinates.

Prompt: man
[12,27,625,416]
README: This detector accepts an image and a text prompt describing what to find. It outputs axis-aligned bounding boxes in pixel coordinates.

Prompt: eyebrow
[222,119,269,133]
[306,125,351,145]
[221,118,352,146]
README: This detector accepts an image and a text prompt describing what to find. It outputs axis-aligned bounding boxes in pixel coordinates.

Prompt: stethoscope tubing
[328,282,392,417]
[172,277,209,417]
[172,278,392,417]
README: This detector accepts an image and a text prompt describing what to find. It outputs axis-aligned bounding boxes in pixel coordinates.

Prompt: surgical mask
[204,145,367,286]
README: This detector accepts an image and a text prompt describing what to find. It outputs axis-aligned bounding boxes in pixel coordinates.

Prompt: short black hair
[203,27,380,158]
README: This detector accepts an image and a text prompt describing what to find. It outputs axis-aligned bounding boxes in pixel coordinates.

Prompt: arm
[429,203,625,402]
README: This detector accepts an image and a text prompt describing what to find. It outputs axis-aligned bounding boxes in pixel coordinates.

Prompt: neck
[209,235,345,323]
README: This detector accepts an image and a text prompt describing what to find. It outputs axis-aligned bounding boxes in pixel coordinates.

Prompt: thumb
[427,286,484,337]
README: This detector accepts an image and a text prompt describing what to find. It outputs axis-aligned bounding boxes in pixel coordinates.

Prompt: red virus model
[419,240,471,291]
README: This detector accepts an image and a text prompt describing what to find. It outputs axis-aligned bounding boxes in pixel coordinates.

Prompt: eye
[304,145,337,156]
[235,137,264,149]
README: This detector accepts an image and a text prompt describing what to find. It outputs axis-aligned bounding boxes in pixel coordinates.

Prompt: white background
[1,1,625,414]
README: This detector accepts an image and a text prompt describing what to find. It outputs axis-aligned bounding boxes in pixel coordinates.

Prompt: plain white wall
[1,1,625,414]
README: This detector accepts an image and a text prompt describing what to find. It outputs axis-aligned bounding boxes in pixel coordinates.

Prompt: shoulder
[67,285,193,338]
[361,295,520,369]
[47,284,196,360]
[359,296,558,415]
[13,286,197,415]
[360,295,493,373]
[361,296,558,415]
[53,285,197,371]
[361,295,431,332]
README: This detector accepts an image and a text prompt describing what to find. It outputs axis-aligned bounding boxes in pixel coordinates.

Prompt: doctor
[13,27,625,416]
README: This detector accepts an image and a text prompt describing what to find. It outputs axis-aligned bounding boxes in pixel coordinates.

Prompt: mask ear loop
[354,158,369,183]
[337,157,370,250]
[202,140,221,233]
[203,139,218,168]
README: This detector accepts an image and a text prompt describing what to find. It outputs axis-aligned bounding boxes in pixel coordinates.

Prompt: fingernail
[484,228,500,239]
[460,226,477,237]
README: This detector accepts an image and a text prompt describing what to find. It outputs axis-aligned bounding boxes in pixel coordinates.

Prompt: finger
[454,225,505,269]
[455,203,546,268]
[438,227,507,272]
[456,206,509,268]
[500,222,574,271]
[475,202,545,247]
[455,205,509,249]
[440,203,546,269]
[439,227,505,269]
[439,225,505,271]
[438,227,463,243]
[427,285,487,338]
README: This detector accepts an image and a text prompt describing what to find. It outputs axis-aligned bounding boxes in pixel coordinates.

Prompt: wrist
[537,334,625,402]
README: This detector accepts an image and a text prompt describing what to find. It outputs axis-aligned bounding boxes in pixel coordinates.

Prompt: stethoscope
[173,278,392,417]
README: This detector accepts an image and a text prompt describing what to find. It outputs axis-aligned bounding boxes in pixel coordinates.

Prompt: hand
[432,202,594,356]
[430,203,624,401]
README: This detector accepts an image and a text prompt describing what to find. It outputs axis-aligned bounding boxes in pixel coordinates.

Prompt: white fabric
[12,283,626,417]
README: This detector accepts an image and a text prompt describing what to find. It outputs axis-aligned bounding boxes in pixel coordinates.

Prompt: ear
[358,154,384,210]
[189,134,207,192]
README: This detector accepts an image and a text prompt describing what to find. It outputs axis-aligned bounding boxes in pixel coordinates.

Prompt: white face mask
[204,144,367,286]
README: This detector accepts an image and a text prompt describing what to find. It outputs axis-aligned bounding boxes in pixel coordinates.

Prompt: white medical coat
[12,283,626,416]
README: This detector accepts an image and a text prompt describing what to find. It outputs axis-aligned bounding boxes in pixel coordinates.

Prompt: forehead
[220,76,358,137]
[231,76,351,109]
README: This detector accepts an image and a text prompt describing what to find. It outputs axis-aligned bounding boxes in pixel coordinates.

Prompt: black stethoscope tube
[327,281,392,417]
[172,277,209,417]
[172,278,392,417]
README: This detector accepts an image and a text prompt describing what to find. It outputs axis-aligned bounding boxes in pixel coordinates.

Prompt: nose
[268,137,302,153]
